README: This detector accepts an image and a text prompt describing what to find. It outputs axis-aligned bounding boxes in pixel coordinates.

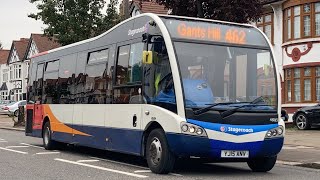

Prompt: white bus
[26,13,284,174]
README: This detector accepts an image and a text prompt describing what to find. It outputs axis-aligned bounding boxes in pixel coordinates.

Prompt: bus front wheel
[146,129,175,174]
[43,122,58,150]
[247,156,277,172]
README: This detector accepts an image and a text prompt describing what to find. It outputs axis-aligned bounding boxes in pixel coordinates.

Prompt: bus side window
[113,42,144,104]
[35,63,44,103]
[84,49,109,104]
[27,63,38,103]
[43,60,59,104]
[57,54,77,104]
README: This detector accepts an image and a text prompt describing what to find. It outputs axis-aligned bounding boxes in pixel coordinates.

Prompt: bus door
[107,42,144,155]
[34,63,45,130]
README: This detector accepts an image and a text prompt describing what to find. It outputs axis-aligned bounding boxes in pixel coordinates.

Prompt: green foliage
[29,0,120,45]
[155,0,263,23]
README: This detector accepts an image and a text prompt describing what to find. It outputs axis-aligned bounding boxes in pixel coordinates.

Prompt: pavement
[1,115,320,171]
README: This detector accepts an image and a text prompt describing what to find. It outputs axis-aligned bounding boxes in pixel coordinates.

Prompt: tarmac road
[0,129,320,180]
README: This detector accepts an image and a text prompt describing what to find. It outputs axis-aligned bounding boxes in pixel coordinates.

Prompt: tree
[154,0,263,23]
[102,0,121,31]
[29,0,120,45]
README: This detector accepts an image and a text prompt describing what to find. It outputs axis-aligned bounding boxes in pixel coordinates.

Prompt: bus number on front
[225,29,246,45]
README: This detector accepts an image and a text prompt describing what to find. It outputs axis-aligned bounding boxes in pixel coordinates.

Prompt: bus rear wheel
[247,156,277,172]
[43,122,58,150]
[146,129,175,174]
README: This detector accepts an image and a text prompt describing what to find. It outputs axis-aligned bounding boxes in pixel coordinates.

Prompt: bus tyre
[146,129,175,174]
[43,122,57,150]
[247,156,277,172]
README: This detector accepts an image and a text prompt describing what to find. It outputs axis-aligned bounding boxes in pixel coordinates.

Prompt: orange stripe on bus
[42,105,91,137]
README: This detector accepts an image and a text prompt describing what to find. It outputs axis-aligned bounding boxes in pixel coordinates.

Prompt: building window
[10,64,22,80]
[285,66,320,103]
[257,13,274,44]
[2,69,8,82]
[284,2,320,42]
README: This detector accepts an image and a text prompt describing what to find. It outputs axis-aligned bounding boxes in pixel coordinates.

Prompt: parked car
[281,109,289,122]
[4,100,27,117]
[0,101,16,115]
[293,104,320,130]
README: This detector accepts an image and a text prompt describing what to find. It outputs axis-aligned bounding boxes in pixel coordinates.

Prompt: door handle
[133,114,137,127]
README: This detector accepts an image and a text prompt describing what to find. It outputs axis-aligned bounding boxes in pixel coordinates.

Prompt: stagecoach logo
[128,23,149,36]
[220,126,254,133]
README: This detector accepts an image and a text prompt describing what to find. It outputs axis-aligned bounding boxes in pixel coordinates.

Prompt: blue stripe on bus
[187,119,279,135]
[51,124,143,156]
[166,133,283,158]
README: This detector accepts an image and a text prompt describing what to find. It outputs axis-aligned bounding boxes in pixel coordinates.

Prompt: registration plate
[221,150,249,158]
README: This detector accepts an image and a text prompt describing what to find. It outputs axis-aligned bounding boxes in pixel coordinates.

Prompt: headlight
[180,122,207,137]
[265,126,284,139]
[181,124,188,132]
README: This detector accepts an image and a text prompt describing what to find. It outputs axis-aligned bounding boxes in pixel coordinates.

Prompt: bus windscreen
[162,18,269,47]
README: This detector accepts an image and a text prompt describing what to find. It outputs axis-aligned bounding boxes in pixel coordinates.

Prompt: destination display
[163,18,269,47]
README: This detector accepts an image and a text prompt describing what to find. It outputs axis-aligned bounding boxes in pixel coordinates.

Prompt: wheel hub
[149,137,162,165]
[44,127,50,145]
[296,115,306,129]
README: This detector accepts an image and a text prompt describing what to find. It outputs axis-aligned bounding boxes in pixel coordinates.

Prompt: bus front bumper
[166,133,284,160]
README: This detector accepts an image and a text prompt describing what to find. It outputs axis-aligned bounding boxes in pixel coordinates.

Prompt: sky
[0,0,45,49]
[0,0,120,49]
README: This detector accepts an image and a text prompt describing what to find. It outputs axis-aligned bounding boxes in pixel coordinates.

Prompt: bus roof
[30,13,263,60]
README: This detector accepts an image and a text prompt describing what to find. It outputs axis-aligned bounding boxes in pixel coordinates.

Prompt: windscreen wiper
[220,96,266,118]
[193,103,230,115]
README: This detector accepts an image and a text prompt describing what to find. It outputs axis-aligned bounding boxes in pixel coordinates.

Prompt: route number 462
[225,29,246,44]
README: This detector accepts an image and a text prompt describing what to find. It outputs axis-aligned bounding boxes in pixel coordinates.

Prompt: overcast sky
[0,0,119,49]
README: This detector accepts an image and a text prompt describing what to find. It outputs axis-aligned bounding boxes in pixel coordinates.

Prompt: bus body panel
[26,13,284,162]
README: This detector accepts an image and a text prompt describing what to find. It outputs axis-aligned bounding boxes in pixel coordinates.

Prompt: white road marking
[0,138,5,141]
[276,160,303,165]
[134,170,183,177]
[5,146,29,148]
[90,156,149,170]
[0,147,28,154]
[169,173,184,177]
[77,159,100,163]
[282,146,297,150]
[54,158,148,178]
[134,170,151,173]
[20,143,45,149]
[35,152,60,155]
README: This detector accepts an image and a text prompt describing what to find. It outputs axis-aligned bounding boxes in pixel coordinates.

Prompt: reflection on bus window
[174,42,276,108]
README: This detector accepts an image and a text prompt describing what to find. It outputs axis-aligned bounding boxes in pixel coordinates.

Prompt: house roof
[31,34,61,53]
[24,34,61,59]
[0,50,10,64]
[131,0,168,15]
[12,38,29,61]
[0,83,7,91]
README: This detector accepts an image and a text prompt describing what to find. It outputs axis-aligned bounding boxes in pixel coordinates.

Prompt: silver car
[0,100,15,115]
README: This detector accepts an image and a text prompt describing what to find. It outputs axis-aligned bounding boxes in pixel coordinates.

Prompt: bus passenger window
[84,49,109,104]
[35,63,44,102]
[43,60,59,104]
[113,43,144,104]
